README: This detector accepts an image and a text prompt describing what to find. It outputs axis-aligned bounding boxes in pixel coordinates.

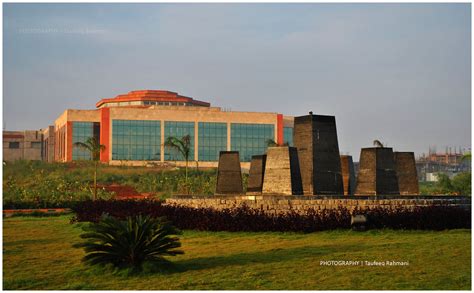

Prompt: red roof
[96,90,211,108]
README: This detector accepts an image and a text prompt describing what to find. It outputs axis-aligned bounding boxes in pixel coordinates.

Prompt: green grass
[3,216,471,290]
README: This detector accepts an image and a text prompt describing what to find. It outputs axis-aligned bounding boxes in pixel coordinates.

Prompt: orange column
[100,107,110,162]
[277,114,284,145]
[66,122,73,162]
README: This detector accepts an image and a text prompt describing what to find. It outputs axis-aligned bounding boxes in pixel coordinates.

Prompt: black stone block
[215,151,243,194]
[293,114,344,195]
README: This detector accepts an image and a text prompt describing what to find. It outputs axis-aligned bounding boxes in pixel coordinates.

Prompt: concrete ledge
[165,194,471,215]
[170,194,471,200]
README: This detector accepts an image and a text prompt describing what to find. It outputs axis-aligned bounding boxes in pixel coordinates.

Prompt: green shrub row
[3,160,248,208]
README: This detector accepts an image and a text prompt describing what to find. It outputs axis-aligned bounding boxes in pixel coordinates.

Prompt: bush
[73,214,183,272]
[451,172,471,196]
[420,172,471,196]
[3,161,226,209]
[70,200,471,232]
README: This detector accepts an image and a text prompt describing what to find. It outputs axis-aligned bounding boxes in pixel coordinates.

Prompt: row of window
[112,120,162,161]
[198,122,227,161]
[231,123,274,162]
[284,127,294,146]
[72,122,100,160]
[73,120,287,162]
[5,141,42,149]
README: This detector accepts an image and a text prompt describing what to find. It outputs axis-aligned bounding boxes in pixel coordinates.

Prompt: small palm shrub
[74,214,184,272]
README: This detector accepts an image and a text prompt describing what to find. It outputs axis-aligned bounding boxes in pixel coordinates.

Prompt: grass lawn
[3,216,471,290]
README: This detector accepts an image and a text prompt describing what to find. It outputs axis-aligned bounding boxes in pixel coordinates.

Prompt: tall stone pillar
[215,151,243,195]
[340,155,356,195]
[293,114,343,195]
[262,147,303,195]
[394,152,419,195]
[355,147,400,195]
[247,155,267,194]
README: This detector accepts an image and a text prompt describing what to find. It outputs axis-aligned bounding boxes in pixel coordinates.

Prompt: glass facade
[283,127,294,146]
[231,123,274,162]
[72,122,100,160]
[198,122,227,161]
[164,121,195,161]
[112,120,161,161]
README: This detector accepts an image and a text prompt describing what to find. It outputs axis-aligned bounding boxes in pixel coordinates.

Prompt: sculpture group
[216,113,419,196]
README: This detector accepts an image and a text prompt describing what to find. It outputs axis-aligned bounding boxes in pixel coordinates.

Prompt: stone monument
[293,114,344,195]
[262,147,303,195]
[246,154,267,194]
[355,147,400,195]
[340,155,356,195]
[215,151,243,194]
[393,151,419,195]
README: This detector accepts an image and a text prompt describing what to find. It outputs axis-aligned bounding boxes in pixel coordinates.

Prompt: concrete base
[215,151,243,194]
[262,147,303,195]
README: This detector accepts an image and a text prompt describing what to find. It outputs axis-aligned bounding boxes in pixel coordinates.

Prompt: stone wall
[165,195,471,215]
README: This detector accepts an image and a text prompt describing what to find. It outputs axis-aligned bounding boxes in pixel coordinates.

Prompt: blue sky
[3,3,471,159]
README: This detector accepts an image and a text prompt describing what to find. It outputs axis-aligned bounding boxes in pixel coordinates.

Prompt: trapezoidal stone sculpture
[393,151,419,195]
[355,147,400,195]
[262,146,303,195]
[215,151,243,195]
[340,155,356,196]
[246,154,267,195]
[293,114,344,195]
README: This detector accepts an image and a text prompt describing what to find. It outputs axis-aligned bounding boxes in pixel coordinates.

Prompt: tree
[461,152,471,162]
[436,173,454,194]
[74,137,106,200]
[164,135,192,193]
[451,172,471,196]
[73,214,183,272]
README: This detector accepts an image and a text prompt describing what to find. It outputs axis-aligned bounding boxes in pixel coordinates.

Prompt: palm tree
[74,137,106,201]
[266,139,289,147]
[164,135,192,193]
[73,214,184,272]
[373,140,384,148]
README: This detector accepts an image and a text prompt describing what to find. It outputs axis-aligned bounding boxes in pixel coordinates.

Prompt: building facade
[3,129,50,161]
[7,90,295,168]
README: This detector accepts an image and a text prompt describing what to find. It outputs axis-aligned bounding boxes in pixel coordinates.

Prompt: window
[31,142,42,149]
[112,120,161,161]
[283,127,294,146]
[72,122,100,160]
[164,121,194,161]
[9,142,19,149]
[231,123,274,162]
[198,122,227,161]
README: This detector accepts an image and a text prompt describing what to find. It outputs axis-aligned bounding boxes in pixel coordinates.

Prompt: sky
[3,3,471,160]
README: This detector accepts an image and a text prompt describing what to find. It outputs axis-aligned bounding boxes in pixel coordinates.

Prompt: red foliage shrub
[70,200,470,232]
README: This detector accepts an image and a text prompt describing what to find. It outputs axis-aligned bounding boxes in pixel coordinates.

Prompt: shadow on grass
[69,242,381,277]
[166,243,371,274]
